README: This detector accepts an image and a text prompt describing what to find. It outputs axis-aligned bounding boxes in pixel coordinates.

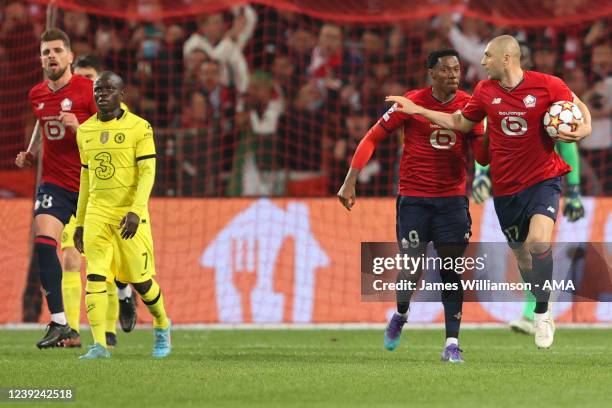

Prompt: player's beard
[45,65,68,81]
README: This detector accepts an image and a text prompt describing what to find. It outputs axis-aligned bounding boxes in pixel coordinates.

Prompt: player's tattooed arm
[385,95,475,133]
[557,93,592,142]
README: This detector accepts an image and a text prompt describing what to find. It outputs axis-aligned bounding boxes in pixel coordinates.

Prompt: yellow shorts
[83,214,156,284]
[61,216,78,250]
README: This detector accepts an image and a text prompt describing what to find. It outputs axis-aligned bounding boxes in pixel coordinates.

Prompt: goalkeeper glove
[563,184,584,222]
[472,167,492,204]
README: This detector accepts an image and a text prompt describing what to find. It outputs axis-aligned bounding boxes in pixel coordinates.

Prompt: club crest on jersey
[60,98,73,111]
[114,133,125,143]
[523,95,536,108]
[100,131,109,144]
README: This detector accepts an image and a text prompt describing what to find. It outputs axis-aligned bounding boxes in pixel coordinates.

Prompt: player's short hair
[74,54,101,71]
[40,28,71,49]
[426,49,460,69]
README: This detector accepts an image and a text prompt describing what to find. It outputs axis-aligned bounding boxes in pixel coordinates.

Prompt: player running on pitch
[386,35,592,349]
[338,49,489,363]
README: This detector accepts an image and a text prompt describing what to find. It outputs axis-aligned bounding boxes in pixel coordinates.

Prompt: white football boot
[534,309,555,349]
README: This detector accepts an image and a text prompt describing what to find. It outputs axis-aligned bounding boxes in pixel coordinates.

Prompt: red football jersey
[461,70,572,196]
[378,87,485,197]
[29,74,97,192]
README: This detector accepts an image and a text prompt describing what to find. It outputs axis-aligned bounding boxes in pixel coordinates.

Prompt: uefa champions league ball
[543,100,583,138]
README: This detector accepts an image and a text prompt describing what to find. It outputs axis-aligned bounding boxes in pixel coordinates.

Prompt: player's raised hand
[337,181,356,211]
[15,151,34,168]
[384,96,420,115]
[73,226,84,254]
[58,111,80,132]
[557,119,591,142]
[119,212,140,239]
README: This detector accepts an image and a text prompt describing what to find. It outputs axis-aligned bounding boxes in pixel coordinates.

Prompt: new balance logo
[547,206,555,214]
[492,98,502,104]
[36,103,44,110]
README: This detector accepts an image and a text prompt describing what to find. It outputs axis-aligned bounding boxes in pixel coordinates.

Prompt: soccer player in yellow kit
[61,55,137,348]
[74,72,171,359]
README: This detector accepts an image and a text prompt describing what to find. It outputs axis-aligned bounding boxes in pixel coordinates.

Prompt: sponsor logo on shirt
[492,97,502,104]
[547,206,556,214]
[523,95,536,108]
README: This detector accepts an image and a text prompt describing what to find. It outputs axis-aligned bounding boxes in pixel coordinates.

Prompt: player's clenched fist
[337,182,356,211]
[119,212,140,239]
[385,95,421,115]
[15,151,34,168]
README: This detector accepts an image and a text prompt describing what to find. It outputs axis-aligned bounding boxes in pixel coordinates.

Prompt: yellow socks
[141,279,169,329]
[105,282,118,334]
[62,271,82,333]
[85,280,108,347]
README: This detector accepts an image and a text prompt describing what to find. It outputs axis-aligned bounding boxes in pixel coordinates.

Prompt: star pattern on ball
[550,116,560,126]
[562,102,574,109]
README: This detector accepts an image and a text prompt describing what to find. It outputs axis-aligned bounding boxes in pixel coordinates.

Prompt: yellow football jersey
[76,110,155,223]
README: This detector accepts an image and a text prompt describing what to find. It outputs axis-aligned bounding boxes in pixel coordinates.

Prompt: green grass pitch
[1,328,611,407]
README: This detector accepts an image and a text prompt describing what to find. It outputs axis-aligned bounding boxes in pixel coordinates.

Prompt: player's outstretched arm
[557,94,592,142]
[385,95,476,133]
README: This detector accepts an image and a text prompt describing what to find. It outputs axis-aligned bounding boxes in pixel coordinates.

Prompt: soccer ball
[543,100,583,138]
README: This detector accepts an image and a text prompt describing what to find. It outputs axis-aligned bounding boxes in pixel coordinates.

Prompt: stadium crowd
[1,2,610,196]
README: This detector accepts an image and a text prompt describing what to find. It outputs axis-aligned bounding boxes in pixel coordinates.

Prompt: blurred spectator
[197,59,236,129]
[281,81,326,196]
[271,54,297,102]
[308,24,362,89]
[287,27,317,79]
[227,5,258,51]
[532,40,558,75]
[580,67,611,195]
[177,90,227,196]
[440,14,487,85]
[229,71,285,196]
[183,12,250,94]
[62,11,91,55]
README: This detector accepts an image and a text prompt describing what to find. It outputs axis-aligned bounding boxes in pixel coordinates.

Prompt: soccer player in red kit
[386,35,592,349]
[15,28,97,348]
[338,50,489,363]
